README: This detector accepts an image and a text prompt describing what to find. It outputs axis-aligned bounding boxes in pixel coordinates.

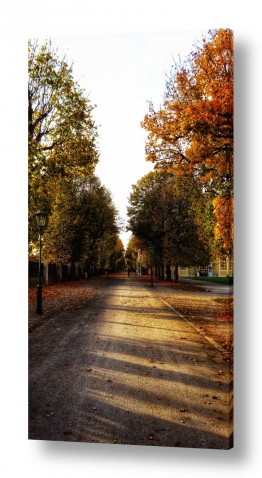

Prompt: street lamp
[35,210,48,314]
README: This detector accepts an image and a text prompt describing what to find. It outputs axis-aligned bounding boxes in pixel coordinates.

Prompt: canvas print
[28,29,233,449]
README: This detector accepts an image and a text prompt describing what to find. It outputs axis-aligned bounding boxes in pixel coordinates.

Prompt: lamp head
[35,210,48,228]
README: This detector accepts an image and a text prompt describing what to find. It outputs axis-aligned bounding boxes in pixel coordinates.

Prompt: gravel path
[29,275,233,449]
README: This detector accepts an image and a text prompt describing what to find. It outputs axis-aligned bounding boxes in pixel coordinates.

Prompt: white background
[1,0,261,477]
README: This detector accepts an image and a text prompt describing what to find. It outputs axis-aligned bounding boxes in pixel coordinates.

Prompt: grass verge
[192,276,233,284]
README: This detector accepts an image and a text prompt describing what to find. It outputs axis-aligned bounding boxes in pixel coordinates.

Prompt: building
[178,256,233,278]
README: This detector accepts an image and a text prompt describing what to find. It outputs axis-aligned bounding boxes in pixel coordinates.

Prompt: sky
[53,31,206,247]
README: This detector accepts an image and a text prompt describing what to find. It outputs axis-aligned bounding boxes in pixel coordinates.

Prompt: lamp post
[35,210,48,314]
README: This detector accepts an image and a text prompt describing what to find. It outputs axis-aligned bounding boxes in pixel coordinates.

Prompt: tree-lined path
[29,274,233,449]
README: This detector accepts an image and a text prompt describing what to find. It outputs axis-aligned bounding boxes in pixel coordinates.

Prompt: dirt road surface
[29,274,233,449]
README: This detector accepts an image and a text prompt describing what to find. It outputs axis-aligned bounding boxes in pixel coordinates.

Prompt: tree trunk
[166,264,171,281]
[174,263,179,283]
[69,260,76,280]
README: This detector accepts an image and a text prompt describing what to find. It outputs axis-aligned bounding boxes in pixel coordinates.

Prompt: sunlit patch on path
[29,274,233,449]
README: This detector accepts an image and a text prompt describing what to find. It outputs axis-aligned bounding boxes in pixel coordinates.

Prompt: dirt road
[29,274,233,449]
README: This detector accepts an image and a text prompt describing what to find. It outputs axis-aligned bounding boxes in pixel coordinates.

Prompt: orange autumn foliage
[213,196,234,252]
[142,29,233,252]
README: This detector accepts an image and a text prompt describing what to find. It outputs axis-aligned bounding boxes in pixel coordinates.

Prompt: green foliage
[28,39,99,244]
[127,171,213,269]
[127,172,166,256]
[42,176,120,270]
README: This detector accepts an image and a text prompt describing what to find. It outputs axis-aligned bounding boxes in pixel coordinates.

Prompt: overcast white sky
[54,31,206,246]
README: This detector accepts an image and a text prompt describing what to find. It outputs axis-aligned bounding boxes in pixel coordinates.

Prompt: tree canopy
[127,171,213,277]
[28,39,99,243]
[40,176,120,275]
[142,29,233,254]
[28,40,126,278]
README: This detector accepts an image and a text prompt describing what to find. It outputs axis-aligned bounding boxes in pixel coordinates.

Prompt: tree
[109,237,125,271]
[42,176,120,277]
[28,39,99,243]
[125,248,136,271]
[142,29,233,254]
[161,175,212,281]
[127,172,166,266]
[127,171,212,280]
[126,236,151,275]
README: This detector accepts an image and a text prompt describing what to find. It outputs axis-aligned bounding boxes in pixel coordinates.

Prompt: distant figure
[128,268,130,277]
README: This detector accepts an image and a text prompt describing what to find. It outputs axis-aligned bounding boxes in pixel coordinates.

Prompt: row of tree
[28,40,125,276]
[29,30,233,281]
[127,171,214,280]
[43,175,125,277]
[126,29,233,276]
